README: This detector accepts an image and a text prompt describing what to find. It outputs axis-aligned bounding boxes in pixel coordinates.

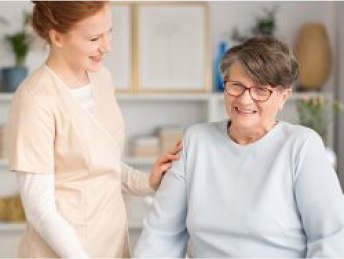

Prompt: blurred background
[0,1,344,257]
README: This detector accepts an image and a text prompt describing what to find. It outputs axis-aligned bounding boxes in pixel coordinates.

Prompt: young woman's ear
[49,29,64,48]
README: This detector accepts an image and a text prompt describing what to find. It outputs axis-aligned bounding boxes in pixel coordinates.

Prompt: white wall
[0,1,47,75]
[1,1,342,182]
[209,1,336,91]
[0,1,337,84]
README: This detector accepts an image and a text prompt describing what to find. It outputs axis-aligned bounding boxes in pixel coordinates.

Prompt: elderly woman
[134,36,344,258]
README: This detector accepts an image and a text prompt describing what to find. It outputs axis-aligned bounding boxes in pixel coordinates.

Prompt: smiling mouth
[235,107,257,115]
[90,55,102,62]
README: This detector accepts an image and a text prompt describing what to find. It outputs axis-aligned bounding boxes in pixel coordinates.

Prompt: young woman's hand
[149,141,182,190]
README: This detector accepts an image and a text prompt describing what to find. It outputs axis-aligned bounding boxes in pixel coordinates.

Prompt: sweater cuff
[143,173,156,195]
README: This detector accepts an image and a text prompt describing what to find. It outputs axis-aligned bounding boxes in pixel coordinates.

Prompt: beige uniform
[7,65,153,258]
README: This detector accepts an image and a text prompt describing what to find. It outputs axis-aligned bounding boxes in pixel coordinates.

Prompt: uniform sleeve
[294,132,344,257]
[121,162,155,196]
[7,93,55,174]
[134,141,188,258]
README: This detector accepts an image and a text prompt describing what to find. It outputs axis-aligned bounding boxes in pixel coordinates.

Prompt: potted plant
[1,11,31,92]
[231,5,278,44]
[296,95,343,146]
[296,95,343,168]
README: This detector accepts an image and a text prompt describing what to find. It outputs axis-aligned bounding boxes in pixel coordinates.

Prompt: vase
[214,41,228,92]
[2,67,28,93]
[295,23,331,91]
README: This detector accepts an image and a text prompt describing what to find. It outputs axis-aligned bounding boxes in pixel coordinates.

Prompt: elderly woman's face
[224,61,291,132]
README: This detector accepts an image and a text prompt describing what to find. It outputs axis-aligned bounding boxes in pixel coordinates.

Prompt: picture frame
[104,3,133,93]
[134,2,211,93]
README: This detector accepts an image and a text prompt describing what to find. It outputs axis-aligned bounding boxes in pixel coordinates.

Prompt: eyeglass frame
[223,79,278,102]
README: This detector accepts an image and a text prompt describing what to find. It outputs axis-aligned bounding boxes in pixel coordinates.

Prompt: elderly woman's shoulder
[280,121,323,143]
[184,120,225,139]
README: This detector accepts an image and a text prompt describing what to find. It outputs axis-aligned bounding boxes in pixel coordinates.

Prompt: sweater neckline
[221,119,283,150]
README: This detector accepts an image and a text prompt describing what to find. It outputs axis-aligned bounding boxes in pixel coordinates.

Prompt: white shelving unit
[0,92,334,132]
[0,223,25,258]
[0,91,334,256]
[0,159,8,167]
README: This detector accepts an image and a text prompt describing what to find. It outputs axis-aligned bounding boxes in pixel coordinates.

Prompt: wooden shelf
[0,221,142,231]
[116,93,213,101]
[123,157,156,166]
[0,91,332,102]
[0,159,8,168]
[0,93,13,102]
[0,157,154,169]
[0,223,25,231]
[290,91,332,100]
[128,220,143,229]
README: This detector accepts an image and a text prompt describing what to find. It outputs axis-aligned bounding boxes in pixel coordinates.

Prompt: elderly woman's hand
[149,141,182,190]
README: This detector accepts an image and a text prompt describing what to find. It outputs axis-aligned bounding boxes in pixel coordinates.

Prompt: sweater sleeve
[15,171,89,258]
[121,162,155,196]
[134,140,188,258]
[294,132,344,257]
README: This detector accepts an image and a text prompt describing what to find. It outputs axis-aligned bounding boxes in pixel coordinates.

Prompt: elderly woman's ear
[279,88,292,111]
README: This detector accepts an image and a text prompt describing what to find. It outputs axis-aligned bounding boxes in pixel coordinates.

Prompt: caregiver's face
[224,61,291,132]
[55,3,112,73]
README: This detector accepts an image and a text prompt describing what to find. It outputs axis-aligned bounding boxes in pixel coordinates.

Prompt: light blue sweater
[135,120,344,258]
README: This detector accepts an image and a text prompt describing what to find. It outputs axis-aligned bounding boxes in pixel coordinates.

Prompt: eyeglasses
[223,80,275,102]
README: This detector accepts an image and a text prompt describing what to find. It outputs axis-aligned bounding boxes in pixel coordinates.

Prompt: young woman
[7,2,181,258]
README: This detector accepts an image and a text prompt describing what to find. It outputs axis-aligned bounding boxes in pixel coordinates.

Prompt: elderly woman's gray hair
[220,36,299,89]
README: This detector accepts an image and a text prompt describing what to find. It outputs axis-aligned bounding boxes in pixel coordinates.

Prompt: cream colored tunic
[7,65,152,258]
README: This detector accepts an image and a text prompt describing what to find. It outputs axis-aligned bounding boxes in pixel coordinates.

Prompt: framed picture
[135,2,210,93]
[104,3,133,93]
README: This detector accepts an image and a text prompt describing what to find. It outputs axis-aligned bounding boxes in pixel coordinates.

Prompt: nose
[237,88,254,105]
[99,34,111,54]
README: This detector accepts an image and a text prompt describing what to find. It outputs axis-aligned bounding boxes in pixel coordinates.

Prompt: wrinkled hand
[149,141,183,190]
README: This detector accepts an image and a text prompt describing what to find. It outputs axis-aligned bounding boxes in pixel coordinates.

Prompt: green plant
[0,17,6,58]
[296,95,343,145]
[231,5,278,44]
[1,11,31,67]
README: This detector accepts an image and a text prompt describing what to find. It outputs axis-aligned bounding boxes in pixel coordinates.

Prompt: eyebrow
[229,80,250,86]
[89,27,113,38]
[229,80,244,84]
[229,80,273,89]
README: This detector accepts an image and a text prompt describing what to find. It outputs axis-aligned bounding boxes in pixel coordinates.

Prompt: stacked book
[158,126,184,153]
[0,195,26,222]
[131,136,160,158]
